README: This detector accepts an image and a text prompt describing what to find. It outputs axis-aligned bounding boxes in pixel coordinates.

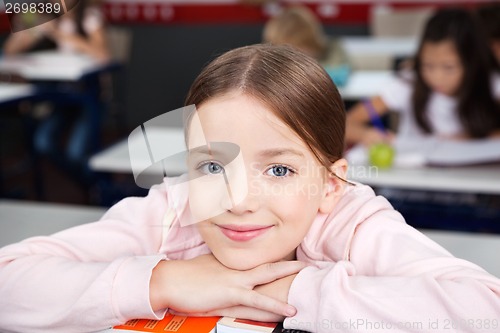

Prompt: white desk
[340,36,418,71]
[341,37,418,58]
[0,200,106,248]
[0,200,498,277]
[421,229,500,277]
[90,127,187,176]
[0,82,34,104]
[0,51,111,81]
[346,139,500,195]
[338,70,393,100]
[348,165,500,195]
[0,51,120,158]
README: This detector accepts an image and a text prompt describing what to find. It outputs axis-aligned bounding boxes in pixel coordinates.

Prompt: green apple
[369,143,395,169]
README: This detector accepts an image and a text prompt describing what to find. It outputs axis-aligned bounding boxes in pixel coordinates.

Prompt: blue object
[325,64,351,87]
[363,99,386,133]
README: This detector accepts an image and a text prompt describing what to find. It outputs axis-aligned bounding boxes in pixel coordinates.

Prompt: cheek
[262,176,325,200]
[446,72,463,96]
[267,180,324,223]
[421,71,434,87]
[453,72,464,89]
[188,177,231,222]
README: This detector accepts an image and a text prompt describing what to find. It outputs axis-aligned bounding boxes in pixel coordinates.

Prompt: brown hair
[262,6,327,59]
[184,44,345,169]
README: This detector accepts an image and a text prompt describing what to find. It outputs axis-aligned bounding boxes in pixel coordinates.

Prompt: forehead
[187,92,309,156]
[421,40,461,62]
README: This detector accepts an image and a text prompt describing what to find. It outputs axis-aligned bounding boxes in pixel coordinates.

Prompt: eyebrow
[189,145,304,159]
[188,143,239,157]
[257,148,305,159]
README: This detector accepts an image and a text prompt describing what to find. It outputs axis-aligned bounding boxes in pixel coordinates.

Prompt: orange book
[110,313,220,333]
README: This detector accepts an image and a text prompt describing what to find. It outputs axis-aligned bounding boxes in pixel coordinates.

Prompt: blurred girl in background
[345,7,500,147]
[3,0,110,191]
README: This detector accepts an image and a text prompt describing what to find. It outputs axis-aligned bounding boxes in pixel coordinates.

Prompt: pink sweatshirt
[0,180,499,333]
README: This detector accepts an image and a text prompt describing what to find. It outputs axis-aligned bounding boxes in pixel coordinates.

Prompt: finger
[246,261,307,286]
[170,306,286,322]
[237,289,297,318]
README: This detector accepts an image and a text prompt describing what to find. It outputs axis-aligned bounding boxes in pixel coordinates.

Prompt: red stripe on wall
[1,1,493,34]
[102,2,492,26]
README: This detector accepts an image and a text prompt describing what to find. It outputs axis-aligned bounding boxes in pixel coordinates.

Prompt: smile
[217,224,273,242]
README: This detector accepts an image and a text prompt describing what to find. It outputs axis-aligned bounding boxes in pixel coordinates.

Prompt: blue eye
[266,165,293,178]
[198,162,224,175]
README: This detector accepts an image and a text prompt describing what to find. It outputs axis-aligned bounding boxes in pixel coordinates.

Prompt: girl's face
[420,40,464,96]
[187,92,344,270]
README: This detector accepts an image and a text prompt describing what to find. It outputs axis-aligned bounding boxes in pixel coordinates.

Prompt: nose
[427,68,447,89]
[222,161,260,215]
[227,184,260,215]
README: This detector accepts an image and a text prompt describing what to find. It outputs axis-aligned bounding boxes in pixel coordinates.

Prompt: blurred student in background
[4,0,108,60]
[2,0,109,189]
[345,7,500,147]
[477,2,500,70]
[262,5,351,87]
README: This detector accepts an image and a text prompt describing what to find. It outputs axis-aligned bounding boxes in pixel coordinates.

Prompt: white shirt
[57,7,105,54]
[379,71,500,139]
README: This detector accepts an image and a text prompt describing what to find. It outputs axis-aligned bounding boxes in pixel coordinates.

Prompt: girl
[1,44,500,333]
[262,5,351,86]
[346,7,500,147]
[3,0,110,188]
[3,0,109,60]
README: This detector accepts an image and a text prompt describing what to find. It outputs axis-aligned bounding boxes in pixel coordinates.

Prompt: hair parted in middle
[185,43,346,169]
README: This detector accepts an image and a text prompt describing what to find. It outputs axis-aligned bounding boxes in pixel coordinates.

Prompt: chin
[216,251,270,270]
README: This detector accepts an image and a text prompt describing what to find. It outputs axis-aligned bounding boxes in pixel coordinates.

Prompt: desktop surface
[0,200,106,248]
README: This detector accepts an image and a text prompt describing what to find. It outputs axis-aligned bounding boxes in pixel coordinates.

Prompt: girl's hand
[150,254,306,318]
[172,273,298,322]
[361,128,394,147]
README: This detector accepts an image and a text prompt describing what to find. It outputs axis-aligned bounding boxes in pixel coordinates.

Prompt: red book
[110,313,220,332]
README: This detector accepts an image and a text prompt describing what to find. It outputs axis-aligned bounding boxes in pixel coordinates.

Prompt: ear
[319,158,348,214]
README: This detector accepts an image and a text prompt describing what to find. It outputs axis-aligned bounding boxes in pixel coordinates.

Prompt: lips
[218,224,273,242]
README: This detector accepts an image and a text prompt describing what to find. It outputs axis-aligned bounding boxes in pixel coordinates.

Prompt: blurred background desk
[0,51,123,202]
[348,165,500,195]
[348,164,500,233]
[89,127,185,205]
[0,50,119,152]
[340,36,417,58]
[338,70,392,100]
[0,199,106,247]
[0,51,113,81]
[90,127,186,176]
[421,229,500,277]
[340,36,417,70]
[0,82,35,105]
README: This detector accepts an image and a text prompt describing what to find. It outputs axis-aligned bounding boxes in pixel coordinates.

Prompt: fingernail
[285,306,296,317]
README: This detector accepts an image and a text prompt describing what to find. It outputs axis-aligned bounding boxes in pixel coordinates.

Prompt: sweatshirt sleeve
[285,208,500,333]
[0,185,171,333]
